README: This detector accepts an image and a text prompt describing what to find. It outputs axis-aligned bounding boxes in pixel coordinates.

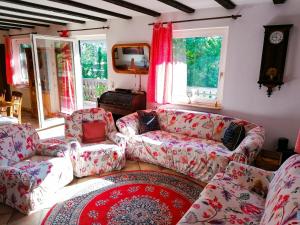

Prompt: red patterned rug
[42,170,203,225]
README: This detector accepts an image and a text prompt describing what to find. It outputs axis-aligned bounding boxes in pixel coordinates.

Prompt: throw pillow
[222,122,245,151]
[82,120,106,144]
[137,110,161,134]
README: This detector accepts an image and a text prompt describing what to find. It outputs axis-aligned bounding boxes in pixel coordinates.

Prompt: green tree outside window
[80,40,108,79]
[173,36,222,88]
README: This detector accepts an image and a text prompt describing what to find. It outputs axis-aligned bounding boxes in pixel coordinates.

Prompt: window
[79,39,108,80]
[172,27,228,107]
[79,37,108,108]
[11,38,31,86]
[19,44,31,84]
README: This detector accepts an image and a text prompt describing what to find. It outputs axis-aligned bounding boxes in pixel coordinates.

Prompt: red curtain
[4,37,14,85]
[147,22,173,104]
[60,43,75,114]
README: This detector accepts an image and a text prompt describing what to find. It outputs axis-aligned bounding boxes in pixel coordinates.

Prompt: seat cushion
[70,140,125,177]
[2,155,73,214]
[126,130,231,182]
[178,175,266,224]
[13,156,73,192]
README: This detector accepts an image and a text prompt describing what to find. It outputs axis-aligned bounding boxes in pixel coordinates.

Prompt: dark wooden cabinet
[97,90,146,121]
[0,44,11,100]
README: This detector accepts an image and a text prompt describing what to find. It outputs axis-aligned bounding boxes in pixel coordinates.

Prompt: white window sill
[170,102,222,110]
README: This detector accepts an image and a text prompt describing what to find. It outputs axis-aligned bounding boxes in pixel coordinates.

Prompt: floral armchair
[117,108,264,182]
[0,124,73,214]
[178,154,300,225]
[65,108,126,177]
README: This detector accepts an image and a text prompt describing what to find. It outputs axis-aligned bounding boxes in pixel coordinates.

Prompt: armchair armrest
[231,126,265,164]
[107,131,128,149]
[116,113,139,136]
[0,166,38,192]
[221,161,274,197]
[36,138,69,157]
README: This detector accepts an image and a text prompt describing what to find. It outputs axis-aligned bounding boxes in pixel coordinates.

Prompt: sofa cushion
[222,122,245,151]
[162,110,215,140]
[69,140,125,177]
[156,109,257,142]
[178,176,265,224]
[65,108,112,142]
[137,110,160,134]
[260,154,300,225]
[127,130,231,181]
[0,124,39,164]
[82,120,106,143]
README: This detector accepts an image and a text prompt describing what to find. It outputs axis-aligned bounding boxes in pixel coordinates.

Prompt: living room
[0,0,299,224]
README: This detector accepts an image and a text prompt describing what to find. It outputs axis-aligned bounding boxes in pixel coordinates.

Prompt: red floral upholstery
[65,108,126,177]
[117,108,264,182]
[178,154,300,225]
[0,124,73,214]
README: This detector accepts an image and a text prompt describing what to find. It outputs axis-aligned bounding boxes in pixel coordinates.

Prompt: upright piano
[97,89,146,120]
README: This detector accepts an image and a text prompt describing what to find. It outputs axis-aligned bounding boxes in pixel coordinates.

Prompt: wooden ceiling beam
[49,0,132,19]
[273,0,287,4]
[0,18,49,27]
[157,0,195,13]
[0,21,34,28]
[0,6,83,24]
[102,0,161,17]
[0,0,107,22]
[0,25,21,30]
[214,0,236,9]
[0,12,67,26]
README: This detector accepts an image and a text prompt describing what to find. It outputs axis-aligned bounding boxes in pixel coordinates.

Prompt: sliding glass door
[31,35,83,128]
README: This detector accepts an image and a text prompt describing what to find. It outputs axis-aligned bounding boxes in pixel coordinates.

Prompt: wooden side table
[254,149,282,171]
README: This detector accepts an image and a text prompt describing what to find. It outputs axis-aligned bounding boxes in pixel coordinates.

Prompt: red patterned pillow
[82,120,106,143]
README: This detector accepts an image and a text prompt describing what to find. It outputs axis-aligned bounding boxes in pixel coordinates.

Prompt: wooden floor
[0,160,206,225]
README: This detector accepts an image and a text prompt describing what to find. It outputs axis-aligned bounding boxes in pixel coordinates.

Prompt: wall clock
[258,24,293,97]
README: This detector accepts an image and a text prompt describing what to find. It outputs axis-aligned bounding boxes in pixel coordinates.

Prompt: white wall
[8,0,300,149]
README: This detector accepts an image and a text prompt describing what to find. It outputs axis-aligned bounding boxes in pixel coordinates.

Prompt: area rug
[42,170,203,225]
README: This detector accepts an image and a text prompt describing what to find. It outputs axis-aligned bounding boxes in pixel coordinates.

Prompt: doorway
[31,35,82,128]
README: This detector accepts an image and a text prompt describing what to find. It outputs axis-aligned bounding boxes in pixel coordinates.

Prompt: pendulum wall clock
[258,24,293,97]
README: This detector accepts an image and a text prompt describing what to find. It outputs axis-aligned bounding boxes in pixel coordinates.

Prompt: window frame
[172,27,229,108]
[78,34,108,80]
[76,34,109,108]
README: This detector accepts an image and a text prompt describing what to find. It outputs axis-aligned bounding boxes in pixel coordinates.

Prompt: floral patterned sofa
[65,108,126,177]
[0,124,73,214]
[117,108,264,182]
[178,154,300,225]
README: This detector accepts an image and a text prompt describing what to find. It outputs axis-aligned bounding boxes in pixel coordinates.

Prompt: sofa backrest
[260,154,300,225]
[156,108,257,142]
[0,123,39,166]
[65,108,116,142]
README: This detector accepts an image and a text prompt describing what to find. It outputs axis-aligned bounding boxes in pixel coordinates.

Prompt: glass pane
[35,38,76,127]
[79,39,108,109]
[173,36,222,101]
[19,44,31,84]
[79,40,108,79]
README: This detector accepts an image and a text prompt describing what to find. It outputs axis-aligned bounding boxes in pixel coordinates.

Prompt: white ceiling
[0,0,280,26]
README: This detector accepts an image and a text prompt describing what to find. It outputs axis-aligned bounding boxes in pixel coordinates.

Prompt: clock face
[270,31,284,44]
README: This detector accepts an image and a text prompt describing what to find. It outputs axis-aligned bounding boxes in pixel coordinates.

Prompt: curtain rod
[57,26,110,33]
[148,14,242,26]
[9,32,37,37]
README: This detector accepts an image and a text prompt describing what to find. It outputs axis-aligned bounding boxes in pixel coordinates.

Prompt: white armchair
[0,124,73,214]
